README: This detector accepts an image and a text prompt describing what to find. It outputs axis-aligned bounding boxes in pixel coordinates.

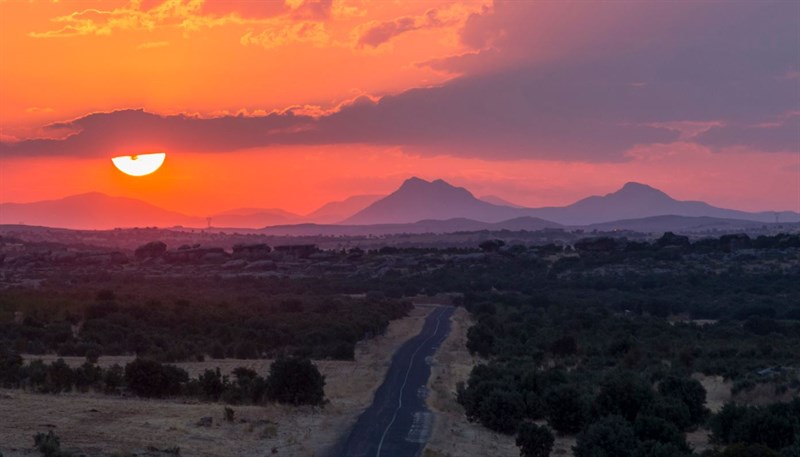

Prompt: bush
[33,431,72,457]
[633,415,691,452]
[516,422,554,457]
[265,357,325,406]
[658,375,708,426]
[574,415,638,457]
[124,359,187,398]
[719,444,781,457]
[592,372,654,422]
[477,388,526,434]
[545,384,591,434]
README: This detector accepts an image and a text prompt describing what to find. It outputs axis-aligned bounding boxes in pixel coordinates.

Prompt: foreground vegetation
[455,233,800,456]
[0,352,326,406]
[2,231,799,456]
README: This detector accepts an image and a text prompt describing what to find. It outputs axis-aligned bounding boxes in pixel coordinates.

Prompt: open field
[0,305,435,457]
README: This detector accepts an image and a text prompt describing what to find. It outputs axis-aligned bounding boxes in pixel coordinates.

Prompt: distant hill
[342,177,524,225]
[479,195,525,208]
[2,179,796,232]
[585,215,775,233]
[210,207,303,228]
[344,178,799,226]
[0,193,200,230]
[305,194,383,224]
[258,216,562,236]
[528,182,800,225]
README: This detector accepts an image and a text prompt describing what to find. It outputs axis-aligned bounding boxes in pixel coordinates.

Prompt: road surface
[338,305,454,457]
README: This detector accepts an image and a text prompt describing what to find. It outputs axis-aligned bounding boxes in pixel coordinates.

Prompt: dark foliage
[265,357,325,406]
[516,422,555,457]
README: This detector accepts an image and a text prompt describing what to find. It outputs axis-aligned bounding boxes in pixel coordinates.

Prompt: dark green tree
[574,415,638,457]
[265,357,325,406]
[657,376,708,426]
[545,384,590,434]
[516,422,555,457]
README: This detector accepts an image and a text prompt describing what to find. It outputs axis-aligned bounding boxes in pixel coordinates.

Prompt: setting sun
[111,152,166,177]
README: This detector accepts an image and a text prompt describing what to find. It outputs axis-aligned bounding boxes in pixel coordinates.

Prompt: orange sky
[0,0,798,215]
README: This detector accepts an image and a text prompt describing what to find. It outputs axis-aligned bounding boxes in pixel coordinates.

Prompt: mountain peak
[342,177,521,224]
[614,182,670,199]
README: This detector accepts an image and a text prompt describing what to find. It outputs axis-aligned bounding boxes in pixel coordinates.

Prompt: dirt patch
[693,373,732,413]
[1,305,435,457]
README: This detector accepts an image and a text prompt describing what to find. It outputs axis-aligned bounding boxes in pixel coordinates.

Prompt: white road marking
[376,307,446,457]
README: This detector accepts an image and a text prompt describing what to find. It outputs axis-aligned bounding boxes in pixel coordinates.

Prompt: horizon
[2,177,799,219]
[1,1,798,217]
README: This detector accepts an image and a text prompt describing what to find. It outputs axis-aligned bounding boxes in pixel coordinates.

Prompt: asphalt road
[338,305,455,457]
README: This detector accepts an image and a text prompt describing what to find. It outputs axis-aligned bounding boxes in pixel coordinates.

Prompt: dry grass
[1,305,435,457]
[694,373,732,413]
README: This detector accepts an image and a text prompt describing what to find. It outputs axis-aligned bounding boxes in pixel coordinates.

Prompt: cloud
[695,115,800,153]
[28,0,332,42]
[10,1,797,162]
[25,107,55,114]
[240,20,329,49]
[136,40,169,49]
[355,4,480,49]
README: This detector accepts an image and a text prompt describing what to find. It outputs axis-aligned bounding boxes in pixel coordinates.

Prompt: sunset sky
[1,0,798,216]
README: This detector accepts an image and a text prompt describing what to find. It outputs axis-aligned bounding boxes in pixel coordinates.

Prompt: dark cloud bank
[2,1,797,161]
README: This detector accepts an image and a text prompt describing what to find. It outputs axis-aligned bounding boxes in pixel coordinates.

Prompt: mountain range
[1,177,797,231]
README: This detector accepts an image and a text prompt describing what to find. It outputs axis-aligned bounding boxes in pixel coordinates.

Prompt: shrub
[124,359,187,398]
[545,384,591,434]
[34,431,72,457]
[265,357,325,406]
[593,371,655,422]
[574,415,638,457]
[516,422,554,457]
[477,388,526,434]
[657,375,708,426]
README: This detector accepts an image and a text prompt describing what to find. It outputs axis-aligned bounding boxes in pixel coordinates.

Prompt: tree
[720,444,781,457]
[265,357,325,406]
[574,415,638,457]
[545,384,590,434]
[593,372,654,422]
[124,359,187,398]
[479,239,506,252]
[46,359,74,393]
[466,323,495,357]
[516,422,554,457]
[478,388,526,434]
[657,376,707,426]
[633,415,691,452]
[134,241,167,260]
[198,368,225,401]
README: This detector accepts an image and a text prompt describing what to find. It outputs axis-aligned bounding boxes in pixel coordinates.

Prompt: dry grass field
[0,305,435,457]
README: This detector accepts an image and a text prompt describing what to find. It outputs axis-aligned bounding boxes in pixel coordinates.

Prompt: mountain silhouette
[342,177,523,225]
[479,195,525,208]
[0,193,199,230]
[2,180,796,231]
[210,207,303,228]
[305,194,383,224]
[528,182,799,225]
[344,178,798,225]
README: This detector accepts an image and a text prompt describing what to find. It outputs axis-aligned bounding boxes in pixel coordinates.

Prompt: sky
[0,0,798,216]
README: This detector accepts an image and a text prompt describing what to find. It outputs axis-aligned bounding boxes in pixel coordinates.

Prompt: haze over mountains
[1,177,797,232]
